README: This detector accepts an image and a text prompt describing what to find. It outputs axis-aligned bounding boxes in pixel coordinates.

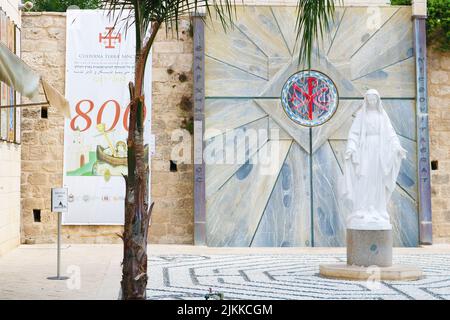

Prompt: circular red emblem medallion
[281,70,339,127]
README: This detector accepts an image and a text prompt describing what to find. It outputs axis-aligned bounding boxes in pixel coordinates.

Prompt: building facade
[13,0,450,248]
[20,12,194,244]
[0,0,21,256]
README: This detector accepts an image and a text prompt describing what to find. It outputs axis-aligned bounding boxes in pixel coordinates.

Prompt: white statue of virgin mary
[343,89,407,230]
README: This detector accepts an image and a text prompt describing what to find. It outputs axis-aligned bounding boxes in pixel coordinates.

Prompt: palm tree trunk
[120,20,160,300]
[121,93,151,299]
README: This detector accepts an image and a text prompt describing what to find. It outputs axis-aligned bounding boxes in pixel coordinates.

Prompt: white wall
[0,0,21,256]
[0,0,20,24]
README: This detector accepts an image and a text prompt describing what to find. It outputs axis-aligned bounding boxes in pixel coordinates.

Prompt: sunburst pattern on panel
[204,6,418,247]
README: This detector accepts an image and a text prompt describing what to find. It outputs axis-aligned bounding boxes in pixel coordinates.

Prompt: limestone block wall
[428,49,450,244]
[20,13,193,244]
[149,20,194,244]
[21,12,81,243]
[0,0,21,256]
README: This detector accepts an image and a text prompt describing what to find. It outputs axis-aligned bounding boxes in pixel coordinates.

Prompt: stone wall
[20,13,194,244]
[21,13,69,244]
[149,20,194,244]
[428,49,450,244]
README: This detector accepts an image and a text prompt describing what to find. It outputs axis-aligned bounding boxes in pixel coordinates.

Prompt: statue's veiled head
[363,89,382,112]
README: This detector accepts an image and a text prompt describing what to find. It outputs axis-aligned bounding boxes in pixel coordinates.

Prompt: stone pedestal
[347,229,392,267]
[319,228,423,281]
[319,264,423,281]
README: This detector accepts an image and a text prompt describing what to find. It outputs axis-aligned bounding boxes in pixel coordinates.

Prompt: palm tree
[102,0,338,300]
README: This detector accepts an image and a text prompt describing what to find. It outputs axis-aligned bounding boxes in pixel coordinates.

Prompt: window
[0,8,20,144]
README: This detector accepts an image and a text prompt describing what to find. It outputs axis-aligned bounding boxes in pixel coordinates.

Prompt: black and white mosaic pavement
[147,254,450,300]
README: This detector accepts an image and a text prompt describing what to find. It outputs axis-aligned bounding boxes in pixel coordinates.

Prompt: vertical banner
[0,12,16,142]
[7,17,15,142]
[0,10,8,140]
[15,25,20,143]
[63,10,151,224]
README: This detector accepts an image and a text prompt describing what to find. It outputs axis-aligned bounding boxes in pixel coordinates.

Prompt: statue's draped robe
[343,89,406,230]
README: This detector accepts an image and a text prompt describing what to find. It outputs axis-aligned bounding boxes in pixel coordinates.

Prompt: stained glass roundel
[281,70,339,127]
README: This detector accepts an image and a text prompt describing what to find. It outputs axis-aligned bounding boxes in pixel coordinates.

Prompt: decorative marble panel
[252,143,311,247]
[205,18,269,79]
[206,140,292,246]
[350,7,414,81]
[389,186,419,247]
[312,141,348,247]
[205,99,267,140]
[328,7,398,62]
[205,116,269,200]
[254,99,310,152]
[203,5,418,247]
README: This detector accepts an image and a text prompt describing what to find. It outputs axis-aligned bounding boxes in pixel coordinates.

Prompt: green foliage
[390,0,411,5]
[295,0,339,68]
[31,0,100,12]
[427,0,450,51]
[391,0,450,52]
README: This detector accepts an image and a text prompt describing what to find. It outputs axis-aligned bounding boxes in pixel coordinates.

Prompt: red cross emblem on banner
[281,70,339,127]
[99,27,121,49]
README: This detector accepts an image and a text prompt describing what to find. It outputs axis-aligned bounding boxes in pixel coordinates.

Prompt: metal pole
[47,210,68,280]
[57,211,61,279]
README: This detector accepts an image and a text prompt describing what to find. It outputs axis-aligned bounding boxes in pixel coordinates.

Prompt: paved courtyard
[148,253,450,300]
[0,245,449,300]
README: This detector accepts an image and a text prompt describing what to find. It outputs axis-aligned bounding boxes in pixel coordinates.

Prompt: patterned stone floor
[147,254,450,300]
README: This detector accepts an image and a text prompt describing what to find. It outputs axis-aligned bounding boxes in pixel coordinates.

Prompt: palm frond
[101,0,338,74]
[101,1,237,43]
[295,0,339,69]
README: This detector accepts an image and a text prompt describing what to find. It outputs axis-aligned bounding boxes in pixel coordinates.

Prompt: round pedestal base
[347,229,392,267]
[319,264,423,281]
